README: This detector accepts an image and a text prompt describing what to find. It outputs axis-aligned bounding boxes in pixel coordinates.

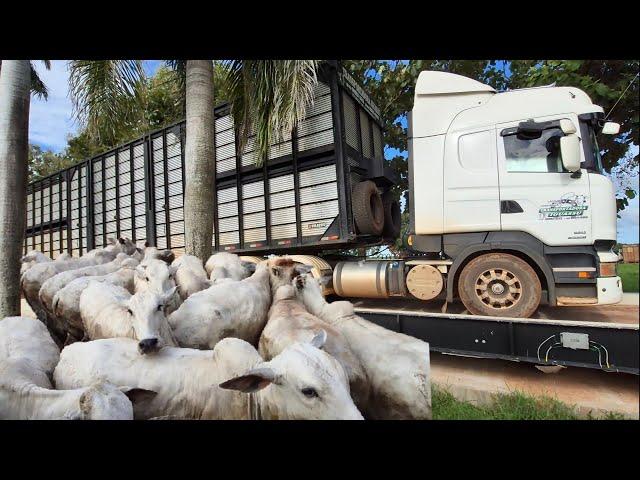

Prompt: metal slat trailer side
[356,307,639,375]
[23,61,394,257]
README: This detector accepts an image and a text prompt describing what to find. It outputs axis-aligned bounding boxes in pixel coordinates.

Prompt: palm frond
[30,63,49,100]
[68,60,146,143]
[222,60,318,166]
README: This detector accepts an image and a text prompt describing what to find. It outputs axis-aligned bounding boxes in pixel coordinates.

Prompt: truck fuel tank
[333,260,406,299]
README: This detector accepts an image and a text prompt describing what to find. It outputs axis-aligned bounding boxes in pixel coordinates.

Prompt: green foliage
[28,144,75,182]
[432,386,624,420]
[619,263,639,293]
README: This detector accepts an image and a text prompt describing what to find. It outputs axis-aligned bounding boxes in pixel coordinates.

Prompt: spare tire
[382,190,401,239]
[352,180,384,235]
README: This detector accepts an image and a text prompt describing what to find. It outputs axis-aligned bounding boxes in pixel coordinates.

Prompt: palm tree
[69,59,319,262]
[0,60,32,317]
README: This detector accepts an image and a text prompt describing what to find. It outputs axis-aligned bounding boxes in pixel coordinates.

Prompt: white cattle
[0,316,152,420]
[80,281,177,354]
[21,238,130,318]
[0,316,59,379]
[168,262,272,349]
[20,250,52,276]
[54,333,363,420]
[294,273,432,420]
[52,260,139,342]
[171,254,211,300]
[205,252,256,283]
[0,360,154,420]
[259,283,370,412]
[39,253,135,318]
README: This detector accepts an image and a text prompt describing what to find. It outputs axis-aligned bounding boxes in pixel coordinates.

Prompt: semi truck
[23,61,637,374]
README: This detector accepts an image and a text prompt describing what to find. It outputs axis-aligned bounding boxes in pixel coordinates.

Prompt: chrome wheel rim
[474,268,522,310]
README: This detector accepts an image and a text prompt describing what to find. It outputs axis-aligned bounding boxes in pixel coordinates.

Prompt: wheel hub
[474,268,522,310]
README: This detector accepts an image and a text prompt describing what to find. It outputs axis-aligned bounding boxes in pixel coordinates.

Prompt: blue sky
[28,60,639,243]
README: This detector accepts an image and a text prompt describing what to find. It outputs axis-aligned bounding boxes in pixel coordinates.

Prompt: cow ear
[120,387,157,406]
[161,250,175,264]
[271,267,281,277]
[318,275,332,287]
[219,367,280,393]
[107,237,117,246]
[310,329,327,350]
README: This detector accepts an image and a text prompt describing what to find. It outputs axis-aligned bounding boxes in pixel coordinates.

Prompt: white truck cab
[405,71,623,317]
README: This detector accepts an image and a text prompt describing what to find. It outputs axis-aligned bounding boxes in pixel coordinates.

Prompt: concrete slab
[431,352,639,419]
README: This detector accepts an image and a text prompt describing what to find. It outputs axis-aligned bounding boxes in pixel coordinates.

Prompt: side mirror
[601,122,620,135]
[560,134,581,173]
[559,119,577,134]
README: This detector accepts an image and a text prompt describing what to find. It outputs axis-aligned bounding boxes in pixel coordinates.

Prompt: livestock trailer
[23,61,397,258]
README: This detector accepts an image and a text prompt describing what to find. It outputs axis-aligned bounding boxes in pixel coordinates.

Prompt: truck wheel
[458,253,541,318]
[352,181,384,235]
[382,191,401,239]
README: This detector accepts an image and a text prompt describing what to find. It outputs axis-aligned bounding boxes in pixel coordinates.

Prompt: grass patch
[619,263,639,293]
[432,387,625,420]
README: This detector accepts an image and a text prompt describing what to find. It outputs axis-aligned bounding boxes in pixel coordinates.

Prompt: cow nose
[138,338,159,353]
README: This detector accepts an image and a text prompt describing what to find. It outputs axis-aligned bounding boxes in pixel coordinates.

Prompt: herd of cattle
[1,237,432,420]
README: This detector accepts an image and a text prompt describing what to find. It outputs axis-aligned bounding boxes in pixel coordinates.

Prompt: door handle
[501,200,523,214]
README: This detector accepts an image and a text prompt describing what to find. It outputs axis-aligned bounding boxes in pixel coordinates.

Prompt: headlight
[599,262,617,277]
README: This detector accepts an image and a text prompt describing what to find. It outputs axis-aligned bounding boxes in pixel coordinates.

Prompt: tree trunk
[0,60,30,317]
[183,60,216,262]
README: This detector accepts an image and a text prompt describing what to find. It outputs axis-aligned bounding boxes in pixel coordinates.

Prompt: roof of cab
[415,71,496,96]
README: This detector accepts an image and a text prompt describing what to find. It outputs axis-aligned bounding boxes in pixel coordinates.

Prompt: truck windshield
[579,120,604,174]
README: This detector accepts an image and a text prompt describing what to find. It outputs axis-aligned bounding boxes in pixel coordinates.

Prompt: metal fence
[24,62,392,258]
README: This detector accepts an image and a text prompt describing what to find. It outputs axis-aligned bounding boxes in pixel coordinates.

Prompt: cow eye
[145,276,150,282]
[127,308,133,315]
[301,387,319,399]
[157,304,163,312]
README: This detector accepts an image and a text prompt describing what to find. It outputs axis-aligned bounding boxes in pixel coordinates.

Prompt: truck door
[496,115,591,246]
[443,128,501,233]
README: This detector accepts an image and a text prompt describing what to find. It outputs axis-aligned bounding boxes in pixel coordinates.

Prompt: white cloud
[28,60,77,153]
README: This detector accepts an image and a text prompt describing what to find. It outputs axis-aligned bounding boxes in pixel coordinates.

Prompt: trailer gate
[24,62,392,258]
[357,307,639,375]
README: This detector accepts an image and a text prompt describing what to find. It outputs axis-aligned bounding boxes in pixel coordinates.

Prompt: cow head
[126,288,177,354]
[219,330,363,420]
[67,382,156,420]
[266,257,313,295]
[135,259,177,296]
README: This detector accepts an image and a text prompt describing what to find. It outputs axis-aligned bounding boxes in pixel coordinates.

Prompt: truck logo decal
[538,193,588,220]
